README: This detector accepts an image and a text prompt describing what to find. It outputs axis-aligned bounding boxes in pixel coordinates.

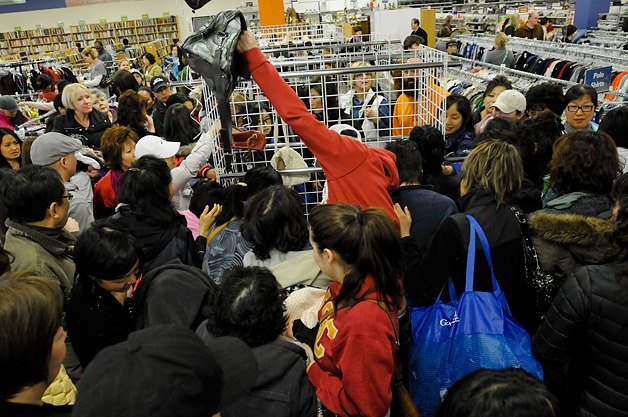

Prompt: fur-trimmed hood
[529,212,615,247]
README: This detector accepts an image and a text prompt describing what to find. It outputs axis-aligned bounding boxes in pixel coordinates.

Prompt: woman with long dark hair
[0,128,22,170]
[303,203,403,417]
[202,166,282,284]
[444,94,475,157]
[111,155,198,271]
[163,103,200,145]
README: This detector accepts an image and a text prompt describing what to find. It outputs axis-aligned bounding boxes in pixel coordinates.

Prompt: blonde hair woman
[81,46,110,98]
[485,32,515,67]
[397,139,541,335]
[338,61,390,141]
[52,83,112,149]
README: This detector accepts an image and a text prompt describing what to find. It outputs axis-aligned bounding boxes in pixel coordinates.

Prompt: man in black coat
[411,18,428,46]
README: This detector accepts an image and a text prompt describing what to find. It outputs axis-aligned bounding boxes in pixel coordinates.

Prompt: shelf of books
[1,15,179,60]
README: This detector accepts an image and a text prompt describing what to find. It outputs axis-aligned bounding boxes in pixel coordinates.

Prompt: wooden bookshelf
[1,16,179,60]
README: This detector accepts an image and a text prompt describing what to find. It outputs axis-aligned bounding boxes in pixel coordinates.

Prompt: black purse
[182,10,250,172]
[510,206,560,318]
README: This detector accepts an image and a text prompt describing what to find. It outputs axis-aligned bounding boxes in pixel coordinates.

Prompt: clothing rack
[452,56,578,89]
[462,34,628,69]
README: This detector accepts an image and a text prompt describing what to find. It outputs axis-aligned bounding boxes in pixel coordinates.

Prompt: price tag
[518,6,529,14]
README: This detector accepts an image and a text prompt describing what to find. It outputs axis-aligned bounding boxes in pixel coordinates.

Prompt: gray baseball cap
[30,132,84,166]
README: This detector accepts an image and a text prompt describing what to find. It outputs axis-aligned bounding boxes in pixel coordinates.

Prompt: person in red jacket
[236,31,399,222]
[94,127,138,218]
[298,203,403,417]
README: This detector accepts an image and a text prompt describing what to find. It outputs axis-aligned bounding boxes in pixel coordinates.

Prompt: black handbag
[182,10,250,172]
[510,206,559,318]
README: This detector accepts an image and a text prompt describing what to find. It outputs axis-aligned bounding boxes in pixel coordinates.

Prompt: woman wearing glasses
[563,84,599,132]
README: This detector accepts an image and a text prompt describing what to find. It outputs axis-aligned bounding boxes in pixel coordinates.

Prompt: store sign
[163,12,170,17]
[585,66,612,92]
[14,26,21,31]
[57,21,64,28]
[99,18,106,23]
[518,6,529,14]
[36,24,42,29]
[79,20,85,25]
[142,13,149,19]
[121,16,128,21]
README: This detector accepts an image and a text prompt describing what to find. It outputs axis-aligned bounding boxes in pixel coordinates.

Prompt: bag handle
[465,214,501,293]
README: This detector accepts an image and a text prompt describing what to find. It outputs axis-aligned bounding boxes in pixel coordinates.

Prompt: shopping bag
[409,214,543,417]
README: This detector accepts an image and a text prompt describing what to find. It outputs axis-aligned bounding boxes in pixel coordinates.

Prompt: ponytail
[309,203,403,310]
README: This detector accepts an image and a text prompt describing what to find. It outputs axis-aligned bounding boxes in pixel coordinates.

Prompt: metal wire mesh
[201,42,452,216]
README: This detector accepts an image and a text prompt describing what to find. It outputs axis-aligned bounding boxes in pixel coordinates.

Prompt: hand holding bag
[182,10,250,171]
[409,215,544,417]
[219,130,266,152]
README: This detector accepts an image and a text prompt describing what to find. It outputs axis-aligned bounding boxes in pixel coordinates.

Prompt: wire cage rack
[200,40,454,216]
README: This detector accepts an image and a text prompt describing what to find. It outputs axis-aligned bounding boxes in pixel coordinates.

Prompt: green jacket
[4,219,76,300]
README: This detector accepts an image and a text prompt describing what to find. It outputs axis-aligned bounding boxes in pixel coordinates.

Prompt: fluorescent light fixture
[0,0,27,5]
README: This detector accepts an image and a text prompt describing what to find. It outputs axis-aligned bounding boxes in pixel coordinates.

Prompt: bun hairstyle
[308,203,403,310]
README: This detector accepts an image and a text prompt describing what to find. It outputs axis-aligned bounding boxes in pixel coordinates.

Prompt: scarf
[110,169,125,198]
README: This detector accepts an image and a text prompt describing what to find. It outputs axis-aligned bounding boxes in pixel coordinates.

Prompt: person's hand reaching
[236,30,259,54]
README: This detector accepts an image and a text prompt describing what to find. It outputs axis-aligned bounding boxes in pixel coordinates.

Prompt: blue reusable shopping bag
[409,215,544,417]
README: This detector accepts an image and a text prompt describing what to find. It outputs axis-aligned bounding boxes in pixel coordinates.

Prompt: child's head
[445,95,473,136]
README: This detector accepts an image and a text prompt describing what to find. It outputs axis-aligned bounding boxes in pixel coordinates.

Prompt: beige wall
[0,0,241,40]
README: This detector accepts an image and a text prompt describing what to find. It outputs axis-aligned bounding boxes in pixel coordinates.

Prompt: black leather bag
[184,0,212,10]
[510,206,559,319]
[182,10,250,171]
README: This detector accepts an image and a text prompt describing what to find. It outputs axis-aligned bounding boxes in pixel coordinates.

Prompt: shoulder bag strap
[465,214,501,293]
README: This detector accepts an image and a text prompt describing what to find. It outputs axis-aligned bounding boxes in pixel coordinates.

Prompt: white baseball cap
[135,135,180,159]
[491,89,526,114]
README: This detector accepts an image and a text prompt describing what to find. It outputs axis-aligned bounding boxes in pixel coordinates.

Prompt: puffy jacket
[533,262,628,417]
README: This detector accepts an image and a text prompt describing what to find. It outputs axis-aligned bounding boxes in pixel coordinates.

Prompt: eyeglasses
[566,104,594,113]
[61,194,73,201]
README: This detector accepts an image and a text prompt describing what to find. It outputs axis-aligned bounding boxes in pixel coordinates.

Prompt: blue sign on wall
[585,66,612,93]
[0,0,66,13]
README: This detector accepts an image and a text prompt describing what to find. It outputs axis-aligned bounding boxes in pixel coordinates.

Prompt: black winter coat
[403,188,540,334]
[111,206,199,271]
[52,109,111,149]
[533,262,628,417]
[67,281,135,367]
